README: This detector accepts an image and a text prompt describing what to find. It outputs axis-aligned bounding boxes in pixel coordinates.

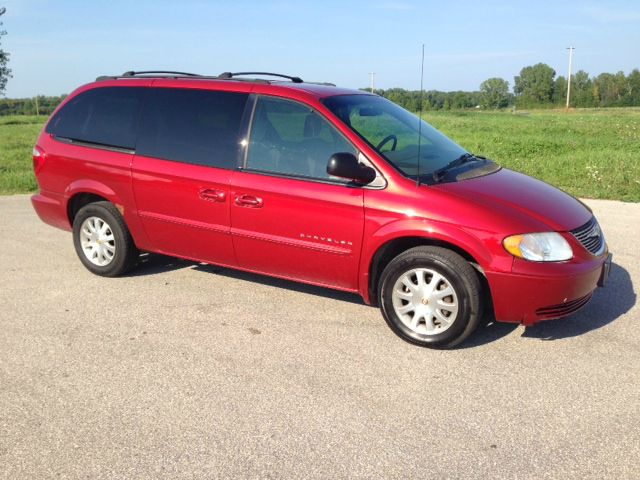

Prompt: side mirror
[327,153,377,184]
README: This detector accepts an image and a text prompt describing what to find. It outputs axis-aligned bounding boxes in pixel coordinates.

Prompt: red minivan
[31,71,611,348]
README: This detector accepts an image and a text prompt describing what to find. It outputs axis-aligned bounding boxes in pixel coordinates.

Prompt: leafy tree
[553,76,567,105]
[572,70,594,107]
[479,77,510,109]
[593,72,630,106]
[451,91,474,109]
[0,7,11,96]
[627,69,640,106]
[514,63,556,106]
[614,71,632,105]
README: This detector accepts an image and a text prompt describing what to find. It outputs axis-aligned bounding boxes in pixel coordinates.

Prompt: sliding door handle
[199,188,226,202]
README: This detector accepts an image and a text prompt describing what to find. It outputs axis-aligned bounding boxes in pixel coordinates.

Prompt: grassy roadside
[0,115,43,194]
[0,109,639,201]
[424,108,640,202]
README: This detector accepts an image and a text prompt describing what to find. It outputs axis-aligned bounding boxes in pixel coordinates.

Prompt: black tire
[378,246,482,349]
[72,201,138,277]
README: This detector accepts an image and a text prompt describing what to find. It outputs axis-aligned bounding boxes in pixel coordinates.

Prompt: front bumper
[486,252,610,326]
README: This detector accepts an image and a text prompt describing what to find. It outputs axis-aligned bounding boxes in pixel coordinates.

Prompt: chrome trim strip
[138,211,229,235]
[231,227,352,255]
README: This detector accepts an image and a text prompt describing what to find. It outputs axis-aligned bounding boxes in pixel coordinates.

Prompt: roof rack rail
[96,70,203,81]
[307,81,337,87]
[218,71,303,83]
[122,70,202,77]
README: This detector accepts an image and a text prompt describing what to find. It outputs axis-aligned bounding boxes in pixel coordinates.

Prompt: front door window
[245,96,357,181]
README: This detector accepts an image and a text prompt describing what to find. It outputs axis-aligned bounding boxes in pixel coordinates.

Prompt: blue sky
[2,0,639,97]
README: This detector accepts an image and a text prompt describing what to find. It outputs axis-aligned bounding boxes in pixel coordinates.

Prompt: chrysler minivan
[31,71,611,348]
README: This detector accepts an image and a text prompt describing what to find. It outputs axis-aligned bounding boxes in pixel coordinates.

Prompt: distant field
[424,108,640,202]
[0,109,639,201]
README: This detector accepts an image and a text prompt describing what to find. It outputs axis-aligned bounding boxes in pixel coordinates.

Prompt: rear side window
[46,87,144,150]
[136,88,249,169]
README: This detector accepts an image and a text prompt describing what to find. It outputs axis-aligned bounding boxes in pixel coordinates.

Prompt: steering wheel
[376,134,398,152]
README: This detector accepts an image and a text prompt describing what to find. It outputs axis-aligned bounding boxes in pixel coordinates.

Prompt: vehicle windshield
[322,94,467,179]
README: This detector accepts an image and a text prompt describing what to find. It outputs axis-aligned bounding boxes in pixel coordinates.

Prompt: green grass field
[0,115,42,194]
[424,108,640,202]
[1,109,639,201]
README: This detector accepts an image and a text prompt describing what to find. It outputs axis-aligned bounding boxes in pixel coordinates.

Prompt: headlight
[503,232,573,262]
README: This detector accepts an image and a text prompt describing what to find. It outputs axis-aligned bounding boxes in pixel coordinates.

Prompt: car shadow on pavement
[521,262,634,341]
[124,253,195,277]
[193,263,367,305]
[456,316,520,349]
[127,253,366,305]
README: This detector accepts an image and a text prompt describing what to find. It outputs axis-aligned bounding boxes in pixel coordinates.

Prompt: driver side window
[245,96,356,180]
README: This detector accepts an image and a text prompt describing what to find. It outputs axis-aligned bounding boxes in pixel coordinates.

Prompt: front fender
[358,217,512,303]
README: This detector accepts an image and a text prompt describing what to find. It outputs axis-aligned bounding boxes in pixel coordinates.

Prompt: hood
[432,168,592,232]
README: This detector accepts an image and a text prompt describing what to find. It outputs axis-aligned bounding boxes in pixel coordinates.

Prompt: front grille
[571,217,605,255]
[535,293,593,319]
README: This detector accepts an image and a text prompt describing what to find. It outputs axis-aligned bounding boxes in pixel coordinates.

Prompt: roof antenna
[416,43,425,187]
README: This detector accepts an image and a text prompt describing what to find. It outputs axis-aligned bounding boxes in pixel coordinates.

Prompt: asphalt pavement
[1,194,638,479]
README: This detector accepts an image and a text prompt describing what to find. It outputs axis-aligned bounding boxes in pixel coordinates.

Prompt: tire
[379,246,482,349]
[72,201,138,277]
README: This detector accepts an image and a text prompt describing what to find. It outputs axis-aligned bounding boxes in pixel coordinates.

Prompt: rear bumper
[487,255,608,326]
[31,191,71,231]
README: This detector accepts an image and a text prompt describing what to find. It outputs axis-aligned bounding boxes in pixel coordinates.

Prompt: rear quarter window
[46,87,144,150]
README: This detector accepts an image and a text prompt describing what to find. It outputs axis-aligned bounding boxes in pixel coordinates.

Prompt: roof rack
[217,72,304,83]
[96,70,203,81]
[95,70,327,86]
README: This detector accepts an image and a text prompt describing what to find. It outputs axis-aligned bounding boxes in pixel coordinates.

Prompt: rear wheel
[379,246,482,348]
[72,201,138,277]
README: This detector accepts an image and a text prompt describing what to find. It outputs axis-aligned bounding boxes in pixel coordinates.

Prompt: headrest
[303,114,322,138]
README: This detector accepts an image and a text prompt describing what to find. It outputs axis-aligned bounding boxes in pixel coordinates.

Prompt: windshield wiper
[432,153,478,183]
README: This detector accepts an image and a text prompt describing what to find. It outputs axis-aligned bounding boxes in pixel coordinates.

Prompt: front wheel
[379,246,482,349]
[72,201,138,277]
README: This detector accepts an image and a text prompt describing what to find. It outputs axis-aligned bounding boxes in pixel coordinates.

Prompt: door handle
[199,188,226,202]
[234,194,263,208]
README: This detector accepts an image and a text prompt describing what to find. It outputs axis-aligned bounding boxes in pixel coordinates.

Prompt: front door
[230,96,365,290]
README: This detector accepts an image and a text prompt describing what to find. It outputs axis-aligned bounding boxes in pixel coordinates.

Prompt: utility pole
[566,46,575,110]
[34,96,39,116]
[369,72,376,93]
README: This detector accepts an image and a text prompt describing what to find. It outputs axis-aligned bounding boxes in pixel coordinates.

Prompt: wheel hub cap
[79,216,116,267]
[391,268,459,336]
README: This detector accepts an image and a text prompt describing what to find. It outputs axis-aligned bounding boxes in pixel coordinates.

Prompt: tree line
[368,64,640,111]
[0,95,66,116]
